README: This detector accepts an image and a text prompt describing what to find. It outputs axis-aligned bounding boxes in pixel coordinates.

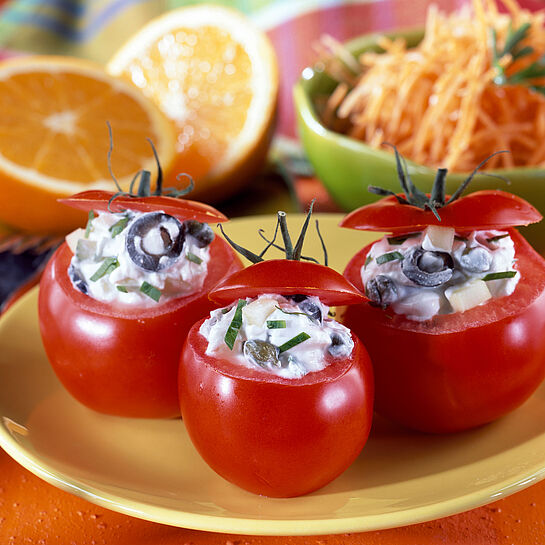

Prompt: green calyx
[219,200,328,266]
[105,121,195,212]
[368,144,509,220]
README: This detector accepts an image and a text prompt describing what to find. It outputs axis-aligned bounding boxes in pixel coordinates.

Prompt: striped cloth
[0,0,292,63]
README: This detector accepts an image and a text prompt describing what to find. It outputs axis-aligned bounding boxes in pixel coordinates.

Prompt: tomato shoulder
[209,259,365,306]
[59,190,228,224]
[340,190,542,233]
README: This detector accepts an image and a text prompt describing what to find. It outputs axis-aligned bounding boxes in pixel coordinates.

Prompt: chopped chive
[267,320,287,329]
[84,211,95,238]
[387,232,420,245]
[90,257,119,281]
[454,235,468,241]
[487,234,509,243]
[376,251,404,265]
[221,307,231,314]
[116,285,129,293]
[140,281,161,302]
[483,271,517,281]
[275,305,312,318]
[109,215,130,237]
[278,332,311,353]
[364,255,372,267]
[186,252,203,265]
[224,299,246,350]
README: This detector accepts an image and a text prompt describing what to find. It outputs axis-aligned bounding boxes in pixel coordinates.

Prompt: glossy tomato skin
[343,229,545,433]
[38,237,242,418]
[179,319,374,497]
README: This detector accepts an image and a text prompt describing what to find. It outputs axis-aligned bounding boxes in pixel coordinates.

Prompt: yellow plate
[1,214,545,536]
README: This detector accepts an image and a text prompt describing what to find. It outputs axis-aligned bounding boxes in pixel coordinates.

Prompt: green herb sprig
[224,299,247,350]
[278,332,311,353]
[491,22,545,96]
[90,257,119,281]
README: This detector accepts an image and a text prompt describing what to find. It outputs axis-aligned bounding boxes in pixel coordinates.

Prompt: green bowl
[293,28,545,250]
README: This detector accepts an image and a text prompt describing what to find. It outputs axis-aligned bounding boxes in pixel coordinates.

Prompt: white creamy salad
[200,293,354,378]
[66,209,214,305]
[362,225,519,321]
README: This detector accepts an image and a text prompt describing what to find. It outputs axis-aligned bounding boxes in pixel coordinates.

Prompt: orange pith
[0,56,175,234]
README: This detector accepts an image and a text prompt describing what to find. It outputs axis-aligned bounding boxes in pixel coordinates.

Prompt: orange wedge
[107,4,278,202]
[0,56,176,234]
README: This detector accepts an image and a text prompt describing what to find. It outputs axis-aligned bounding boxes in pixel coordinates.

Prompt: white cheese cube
[422,225,455,252]
[242,297,278,326]
[75,239,97,261]
[65,228,86,254]
[445,280,491,313]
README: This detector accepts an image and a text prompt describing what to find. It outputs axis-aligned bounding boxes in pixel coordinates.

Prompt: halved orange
[107,4,278,202]
[0,56,176,234]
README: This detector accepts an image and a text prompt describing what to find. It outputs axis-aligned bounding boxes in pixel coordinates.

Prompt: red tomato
[209,259,366,305]
[59,190,228,224]
[179,318,373,497]
[38,204,242,418]
[340,190,542,233]
[343,228,545,433]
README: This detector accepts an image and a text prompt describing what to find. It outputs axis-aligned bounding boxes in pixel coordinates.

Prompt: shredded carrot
[318,0,545,171]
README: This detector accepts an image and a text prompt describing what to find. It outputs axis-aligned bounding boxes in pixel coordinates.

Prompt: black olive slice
[459,247,492,273]
[299,299,322,323]
[401,247,453,287]
[183,220,214,248]
[284,294,322,322]
[126,212,184,271]
[328,330,352,358]
[365,275,398,307]
[243,340,281,369]
[285,294,307,303]
[68,264,88,294]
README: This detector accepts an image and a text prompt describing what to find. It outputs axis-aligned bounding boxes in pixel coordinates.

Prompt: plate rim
[2,214,545,535]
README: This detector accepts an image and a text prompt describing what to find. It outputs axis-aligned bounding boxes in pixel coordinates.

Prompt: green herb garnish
[364,255,372,267]
[454,235,468,242]
[278,332,311,353]
[116,285,129,293]
[376,251,404,265]
[224,299,246,350]
[267,320,287,329]
[140,281,162,302]
[90,257,119,281]
[186,252,203,265]
[483,271,517,281]
[275,305,313,319]
[387,233,420,245]
[84,211,95,238]
[487,234,509,244]
[491,22,545,96]
[109,215,130,237]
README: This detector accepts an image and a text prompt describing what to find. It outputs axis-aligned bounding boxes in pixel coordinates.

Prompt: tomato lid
[209,260,366,306]
[59,190,228,224]
[340,190,542,233]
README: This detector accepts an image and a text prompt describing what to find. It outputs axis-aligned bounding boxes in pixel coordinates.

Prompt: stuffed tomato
[341,156,545,433]
[39,189,242,418]
[178,212,374,497]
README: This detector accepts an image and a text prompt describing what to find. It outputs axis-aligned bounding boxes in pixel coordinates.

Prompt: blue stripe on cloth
[0,0,152,42]
[13,0,86,17]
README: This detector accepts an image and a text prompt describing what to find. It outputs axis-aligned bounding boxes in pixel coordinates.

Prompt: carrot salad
[318,0,545,171]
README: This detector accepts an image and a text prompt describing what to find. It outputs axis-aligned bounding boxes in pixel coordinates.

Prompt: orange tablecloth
[1,446,545,544]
